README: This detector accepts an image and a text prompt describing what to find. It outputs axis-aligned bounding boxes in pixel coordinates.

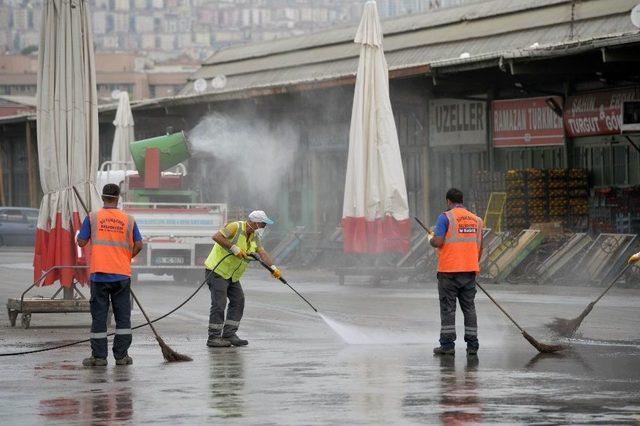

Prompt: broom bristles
[546,302,595,337]
[522,330,566,353]
[156,336,192,363]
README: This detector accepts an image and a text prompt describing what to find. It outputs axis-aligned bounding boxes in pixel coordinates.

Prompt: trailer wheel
[8,308,18,327]
[21,313,31,329]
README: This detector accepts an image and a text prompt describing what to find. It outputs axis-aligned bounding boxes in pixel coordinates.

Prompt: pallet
[535,233,592,282]
[5,266,96,329]
[7,297,90,329]
[570,233,638,285]
[484,229,542,282]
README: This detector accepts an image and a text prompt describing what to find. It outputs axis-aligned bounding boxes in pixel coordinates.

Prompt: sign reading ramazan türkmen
[492,96,564,147]
[429,98,487,147]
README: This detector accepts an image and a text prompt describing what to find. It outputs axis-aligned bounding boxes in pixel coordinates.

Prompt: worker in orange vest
[77,184,143,367]
[429,188,483,357]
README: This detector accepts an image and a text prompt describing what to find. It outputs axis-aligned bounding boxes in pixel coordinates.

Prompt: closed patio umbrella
[342,1,410,253]
[34,0,101,287]
[110,91,134,169]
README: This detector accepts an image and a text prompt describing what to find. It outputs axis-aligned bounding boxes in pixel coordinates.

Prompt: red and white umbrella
[33,0,101,286]
[342,1,410,253]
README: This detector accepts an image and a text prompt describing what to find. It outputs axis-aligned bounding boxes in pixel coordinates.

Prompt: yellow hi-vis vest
[204,221,259,282]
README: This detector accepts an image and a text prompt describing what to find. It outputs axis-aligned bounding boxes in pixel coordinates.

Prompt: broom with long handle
[414,216,565,354]
[129,290,191,362]
[73,186,191,362]
[546,264,632,337]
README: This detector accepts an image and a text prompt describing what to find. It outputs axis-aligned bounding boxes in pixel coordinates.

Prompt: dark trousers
[207,270,245,338]
[437,272,479,350]
[90,279,132,359]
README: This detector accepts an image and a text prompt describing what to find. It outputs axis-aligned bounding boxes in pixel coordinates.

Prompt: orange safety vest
[437,207,483,273]
[89,209,135,276]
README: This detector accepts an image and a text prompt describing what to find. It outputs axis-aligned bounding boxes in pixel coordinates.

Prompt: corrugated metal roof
[181,0,638,98]
[0,112,35,124]
[0,95,37,107]
[430,23,640,70]
[203,0,570,65]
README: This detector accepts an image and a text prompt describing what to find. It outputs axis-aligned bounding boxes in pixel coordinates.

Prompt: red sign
[564,88,638,137]
[492,97,564,147]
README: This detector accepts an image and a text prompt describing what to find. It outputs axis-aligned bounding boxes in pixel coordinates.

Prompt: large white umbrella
[34,0,101,287]
[110,91,134,169]
[342,1,410,253]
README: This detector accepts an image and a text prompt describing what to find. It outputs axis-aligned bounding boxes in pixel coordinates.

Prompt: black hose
[249,253,319,313]
[0,253,236,357]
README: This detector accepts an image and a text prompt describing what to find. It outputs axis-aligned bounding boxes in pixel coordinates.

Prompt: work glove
[629,251,640,265]
[230,244,247,259]
[270,265,282,280]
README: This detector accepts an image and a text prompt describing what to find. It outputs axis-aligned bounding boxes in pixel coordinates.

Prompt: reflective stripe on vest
[204,221,258,282]
[89,209,134,276]
[437,207,483,273]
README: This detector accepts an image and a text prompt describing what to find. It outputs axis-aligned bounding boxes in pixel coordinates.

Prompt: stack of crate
[548,169,568,222]
[505,168,589,231]
[471,170,505,217]
[505,169,546,229]
[566,168,589,230]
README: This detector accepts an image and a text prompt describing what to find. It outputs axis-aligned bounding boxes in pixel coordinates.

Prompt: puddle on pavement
[39,389,133,422]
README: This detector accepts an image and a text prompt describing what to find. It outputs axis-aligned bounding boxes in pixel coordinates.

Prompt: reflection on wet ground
[38,366,133,423]
[209,350,245,419]
[1,269,639,424]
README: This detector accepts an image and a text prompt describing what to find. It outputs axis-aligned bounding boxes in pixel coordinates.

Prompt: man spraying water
[203,210,282,348]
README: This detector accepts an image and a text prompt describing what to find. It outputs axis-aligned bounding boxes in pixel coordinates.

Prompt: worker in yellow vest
[77,184,144,367]
[204,210,281,347]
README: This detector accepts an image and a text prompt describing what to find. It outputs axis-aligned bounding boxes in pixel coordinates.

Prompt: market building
[1,0,639,234]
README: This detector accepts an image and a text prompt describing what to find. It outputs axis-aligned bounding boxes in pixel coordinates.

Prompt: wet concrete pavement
[1,248,639,424]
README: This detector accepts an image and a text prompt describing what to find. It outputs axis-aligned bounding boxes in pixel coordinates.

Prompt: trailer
[125,202,226,282]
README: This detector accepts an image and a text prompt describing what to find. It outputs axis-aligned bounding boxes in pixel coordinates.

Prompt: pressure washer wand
[249,254,318,312]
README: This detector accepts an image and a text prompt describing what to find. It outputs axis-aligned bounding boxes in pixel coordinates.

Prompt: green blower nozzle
[129,131,191,174]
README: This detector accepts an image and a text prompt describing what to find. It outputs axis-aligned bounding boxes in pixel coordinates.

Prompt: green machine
[127,131,199,203]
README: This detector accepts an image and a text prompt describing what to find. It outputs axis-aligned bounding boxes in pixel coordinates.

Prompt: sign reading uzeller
[492,96,564,147]
[564,88,638,137]
[429,98,487,147]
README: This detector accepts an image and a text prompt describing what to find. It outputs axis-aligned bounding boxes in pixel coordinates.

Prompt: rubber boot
[115,355,133,365]
[225,333,248,346]
[207,337,231,347]
[82,356,108,367]
[433,346,455,356]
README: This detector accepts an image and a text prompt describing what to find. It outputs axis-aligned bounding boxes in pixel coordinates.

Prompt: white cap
[248,210,274,225]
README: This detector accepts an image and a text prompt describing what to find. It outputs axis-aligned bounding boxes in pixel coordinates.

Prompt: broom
[546,264,631,338]
[130,290,192,362]
[72,186,191,362]
[414,216,565,354]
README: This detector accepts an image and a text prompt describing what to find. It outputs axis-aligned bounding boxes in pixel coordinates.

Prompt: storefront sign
[429,98,487,147]
[492,97,565,147]
[564,88,638,137]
